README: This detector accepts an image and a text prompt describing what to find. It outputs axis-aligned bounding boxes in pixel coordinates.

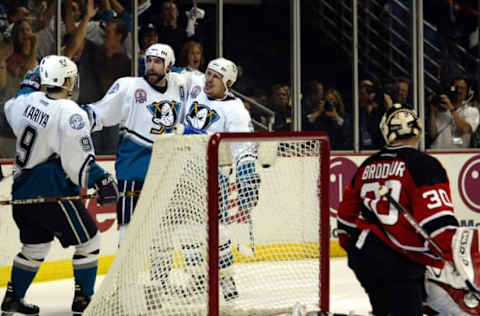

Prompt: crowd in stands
[1,0,480,157]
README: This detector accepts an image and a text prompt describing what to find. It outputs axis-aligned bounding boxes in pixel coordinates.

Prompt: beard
[146,72,165,85]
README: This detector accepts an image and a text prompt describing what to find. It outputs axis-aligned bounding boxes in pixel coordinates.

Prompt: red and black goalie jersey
[337,145,459,268]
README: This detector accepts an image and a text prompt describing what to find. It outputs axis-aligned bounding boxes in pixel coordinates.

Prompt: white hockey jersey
[5,92,105,199]
[183,75,255,165]
[87,73,187,181]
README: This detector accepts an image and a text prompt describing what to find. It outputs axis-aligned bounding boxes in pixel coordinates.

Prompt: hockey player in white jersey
[0,55,119,316]
[180,57,260,302]
[83,43,188,245]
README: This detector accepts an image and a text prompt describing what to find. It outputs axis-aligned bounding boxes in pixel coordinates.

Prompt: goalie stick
[0,191,140,206]
[378,185,480,302]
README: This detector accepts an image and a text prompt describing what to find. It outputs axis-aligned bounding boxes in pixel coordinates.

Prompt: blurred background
[1,0,479,155]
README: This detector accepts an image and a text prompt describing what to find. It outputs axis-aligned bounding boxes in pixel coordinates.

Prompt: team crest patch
[190,85,201,98]
[69,114,85,130]
[135,89,147,103]
[80,136,92,152]
[147,100,181,134]
[108,82,119,94]
[186,102,219,130]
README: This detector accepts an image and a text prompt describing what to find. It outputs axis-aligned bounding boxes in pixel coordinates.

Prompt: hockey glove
[16,65,41,97]
[236,162,261,212]
[94,175,119,206]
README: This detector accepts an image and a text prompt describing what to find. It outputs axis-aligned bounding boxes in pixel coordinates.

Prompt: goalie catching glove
[94,175,119,206]
[236,162,261,212]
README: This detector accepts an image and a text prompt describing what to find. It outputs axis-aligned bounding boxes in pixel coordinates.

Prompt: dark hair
[111,18,128,43]
[302,80,323,98]
[138,22,158,49]
[11,19,29,54]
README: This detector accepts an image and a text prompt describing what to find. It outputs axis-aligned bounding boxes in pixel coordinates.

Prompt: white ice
[0,257,371,315]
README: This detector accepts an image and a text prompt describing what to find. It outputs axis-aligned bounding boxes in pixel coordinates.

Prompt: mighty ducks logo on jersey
[186,102,219,130]
[147,101,180,134]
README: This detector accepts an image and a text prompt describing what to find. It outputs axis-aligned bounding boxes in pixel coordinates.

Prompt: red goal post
[207,131,331,315]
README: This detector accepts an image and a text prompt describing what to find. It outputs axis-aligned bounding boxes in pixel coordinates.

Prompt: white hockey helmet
[145,43,175,72]
[207,57,238,91]
[39,55,78,92]
[380,103,422,145]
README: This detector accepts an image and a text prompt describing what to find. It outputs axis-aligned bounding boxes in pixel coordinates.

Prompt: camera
[324,99,337,112]
[367,82,399,107]
[431,85,461,111]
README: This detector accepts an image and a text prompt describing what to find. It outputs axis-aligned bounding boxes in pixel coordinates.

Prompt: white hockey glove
[94,175,119,206]
[452,228,480,298]
[236,162,261,212]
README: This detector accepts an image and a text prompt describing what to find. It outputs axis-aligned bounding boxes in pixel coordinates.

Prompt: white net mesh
[84,133,329,316]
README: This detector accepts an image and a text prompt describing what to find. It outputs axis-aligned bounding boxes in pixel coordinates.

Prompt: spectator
[428,76,479,149]
[302,80,324,127]
[177,40,205,75]
[155,0,205,57]
[394,76,410,105]
[0,35,14,159]
[0,37,13,89]
[138,22,158,57]
[89,17,130,154]
[0,18,38,108]
[304,87,350,149]
[249,87,270,128]
[269,83,291,131]
[359,79,385,149]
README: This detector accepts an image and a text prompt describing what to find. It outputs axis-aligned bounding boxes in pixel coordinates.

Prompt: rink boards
[2,151,480,285]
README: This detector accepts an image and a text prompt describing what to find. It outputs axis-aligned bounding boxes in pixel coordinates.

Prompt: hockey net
[84,132,330,316]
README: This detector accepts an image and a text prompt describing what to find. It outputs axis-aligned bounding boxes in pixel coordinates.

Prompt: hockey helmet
[379,103,422,145]
[207,57,238,91]
[39,55,78,93]
[145,43,175,72]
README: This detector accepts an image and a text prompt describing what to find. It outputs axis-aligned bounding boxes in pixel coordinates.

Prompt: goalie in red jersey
[336,103,480,316]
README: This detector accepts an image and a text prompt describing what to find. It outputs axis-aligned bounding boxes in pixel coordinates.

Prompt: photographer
[304,87,349,149]
[428,77,479,149]
[358,79,393,149]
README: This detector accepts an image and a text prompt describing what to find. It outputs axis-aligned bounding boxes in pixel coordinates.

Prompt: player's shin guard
[10,242,50,299]
[72,233,100,315]
[219,225,238,301]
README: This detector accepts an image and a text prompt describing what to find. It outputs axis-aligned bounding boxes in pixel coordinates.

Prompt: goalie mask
[207,57,238,92]
[39,55,78,94]
[379,103,422,145]
[145,43,175,73]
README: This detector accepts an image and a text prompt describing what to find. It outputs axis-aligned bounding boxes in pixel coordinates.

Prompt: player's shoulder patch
[190,84,202,99]
[69,113,85,130]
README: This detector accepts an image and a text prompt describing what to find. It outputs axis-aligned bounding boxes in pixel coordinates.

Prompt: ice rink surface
[0,257,371,315]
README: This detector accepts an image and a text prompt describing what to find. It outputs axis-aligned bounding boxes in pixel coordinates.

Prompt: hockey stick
[0,191,140,206]
[378,185,480,301]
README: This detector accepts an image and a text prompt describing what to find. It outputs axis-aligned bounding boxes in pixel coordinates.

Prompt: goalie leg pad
[452,228,480,294]
[425,266,480,314]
